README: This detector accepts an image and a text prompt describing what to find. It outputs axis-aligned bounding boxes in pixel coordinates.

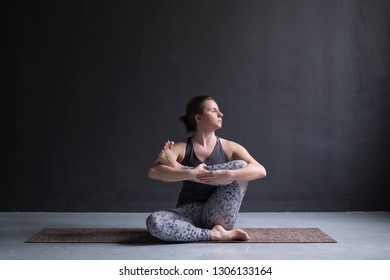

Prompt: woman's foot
[211,225,250,241]
[158,140,178,167]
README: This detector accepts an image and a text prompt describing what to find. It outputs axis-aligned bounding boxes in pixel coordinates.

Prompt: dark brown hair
[179,96,213,133]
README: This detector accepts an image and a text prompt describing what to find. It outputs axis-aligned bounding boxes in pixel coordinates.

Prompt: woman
[146,96,266,242]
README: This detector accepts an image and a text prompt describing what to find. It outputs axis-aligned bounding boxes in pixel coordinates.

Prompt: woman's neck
[192,131,217,147]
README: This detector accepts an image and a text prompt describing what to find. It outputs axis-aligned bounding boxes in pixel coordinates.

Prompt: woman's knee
[207,160,247,171]
[231,160,247,169]
[146,212,162,235]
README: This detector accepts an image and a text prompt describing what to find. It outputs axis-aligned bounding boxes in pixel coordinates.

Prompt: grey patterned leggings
[146,160,248,242]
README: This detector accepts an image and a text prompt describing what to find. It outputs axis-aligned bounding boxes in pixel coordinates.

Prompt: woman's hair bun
[180,95,213,133]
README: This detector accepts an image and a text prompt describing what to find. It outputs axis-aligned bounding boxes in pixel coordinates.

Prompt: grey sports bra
[176,137,228,206]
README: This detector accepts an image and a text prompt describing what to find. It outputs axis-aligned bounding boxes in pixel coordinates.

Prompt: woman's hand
[189,163,229,185]
[196,169,234,185]
[190,163,208,183]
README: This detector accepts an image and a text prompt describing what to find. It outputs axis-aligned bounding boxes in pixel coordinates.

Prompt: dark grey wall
[5,0,390,212]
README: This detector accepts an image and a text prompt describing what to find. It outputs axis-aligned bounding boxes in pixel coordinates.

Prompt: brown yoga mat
[25,228,337,243]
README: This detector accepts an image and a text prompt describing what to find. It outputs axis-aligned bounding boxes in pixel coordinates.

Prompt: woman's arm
[148,161,193,182]
[148,161,208,182]
[147,140,208,182]
[229,141,266,181]
[196,140,266,185]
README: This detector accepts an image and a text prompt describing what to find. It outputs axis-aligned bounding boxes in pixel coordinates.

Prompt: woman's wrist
[181,165,197,181]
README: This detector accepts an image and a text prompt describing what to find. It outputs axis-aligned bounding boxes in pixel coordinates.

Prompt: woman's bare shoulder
[172,138,188,162]
[219,137,240,148]
[173,138,188,147]
[219,137,240,160]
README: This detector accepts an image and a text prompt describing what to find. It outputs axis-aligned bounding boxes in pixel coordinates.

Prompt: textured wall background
[5,0,390,212]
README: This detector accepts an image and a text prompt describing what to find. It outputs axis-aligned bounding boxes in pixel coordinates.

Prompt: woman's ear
[195,114,201,121]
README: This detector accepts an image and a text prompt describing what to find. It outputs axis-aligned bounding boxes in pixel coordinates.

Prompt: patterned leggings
[146,160,248,242]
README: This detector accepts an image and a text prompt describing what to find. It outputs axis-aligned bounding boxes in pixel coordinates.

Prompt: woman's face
[197,99,224,130]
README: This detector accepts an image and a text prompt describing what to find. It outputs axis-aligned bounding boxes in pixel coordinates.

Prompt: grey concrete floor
[1,212,389,260]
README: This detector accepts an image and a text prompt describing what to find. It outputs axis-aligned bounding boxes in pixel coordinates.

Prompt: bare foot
[158,140,177,167]
[211,225,250,241]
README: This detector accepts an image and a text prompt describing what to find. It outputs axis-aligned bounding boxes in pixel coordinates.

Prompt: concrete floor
[1,212,389,260]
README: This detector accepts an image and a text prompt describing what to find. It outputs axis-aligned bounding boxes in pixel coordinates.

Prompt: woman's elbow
[148,166,168,181]
[258,165,267,179]
[147,167,157,180]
